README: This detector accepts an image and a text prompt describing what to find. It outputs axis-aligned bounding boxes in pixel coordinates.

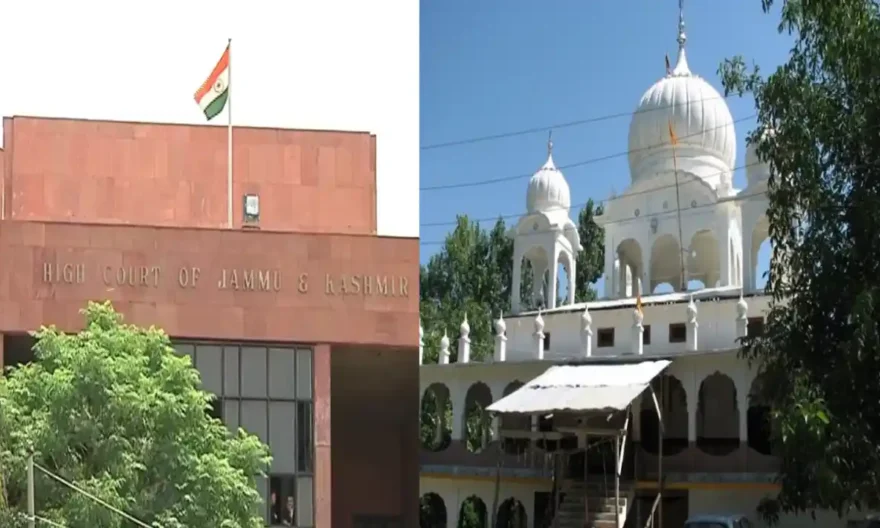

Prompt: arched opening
[640,375,688,456]
[420,492,447,528]
[457,496,488,528]
[650,234,683,292]
[500,381,530,455]
[696,372,740,455]
[747,375,773,456]
[463,382,494,454]
[420,383,452,452]
[556,252,574,306]
[496,498,528,528]
[751,215,771,291]
[616,238,644,297]
[522,246,550,310]
[755,240,772,290]
[652,281,676,294]
[687,229,720,290]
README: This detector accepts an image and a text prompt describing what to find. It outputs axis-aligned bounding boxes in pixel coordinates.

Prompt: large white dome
[627,46,736,181]
[526,151,571,215]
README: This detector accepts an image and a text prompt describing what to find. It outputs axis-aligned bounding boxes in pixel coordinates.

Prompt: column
[742,226,755,292]
[718,226,731,287]
[604,237,615,298]
[547,247,559,309]
[512,250,523,313]
[451,382,467,441]
[313,344,332,528]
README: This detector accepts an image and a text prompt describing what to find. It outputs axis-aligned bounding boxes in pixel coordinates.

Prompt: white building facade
[418,7,853,528]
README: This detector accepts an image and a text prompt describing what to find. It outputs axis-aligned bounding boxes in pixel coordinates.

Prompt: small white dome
[526,150,571,215]
[745,128,775,186]
[627,46,736,180]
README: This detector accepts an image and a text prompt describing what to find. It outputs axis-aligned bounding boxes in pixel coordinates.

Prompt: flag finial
[677,0,687,50]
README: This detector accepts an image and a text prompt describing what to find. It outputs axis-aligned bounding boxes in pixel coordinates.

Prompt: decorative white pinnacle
[736,291,748,319]
[495,311,506,334]
[460,313,470,338]
[581,306,593,328]
[440,330,450,350]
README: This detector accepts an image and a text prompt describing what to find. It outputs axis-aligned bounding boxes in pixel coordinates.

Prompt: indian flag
[194,45,230,121]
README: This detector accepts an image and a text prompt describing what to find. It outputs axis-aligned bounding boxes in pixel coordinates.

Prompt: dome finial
[677,0,687,50]
[670,0,691,76]
[547,130,554,157]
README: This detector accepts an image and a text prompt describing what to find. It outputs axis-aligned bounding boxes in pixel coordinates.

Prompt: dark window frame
[668,323,687,343]
[642,325,651,345]
[747,317,765,337]
[175,341,315,528]
[597,328,615,348]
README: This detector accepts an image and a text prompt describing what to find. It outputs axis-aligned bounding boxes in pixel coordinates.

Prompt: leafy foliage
[719,0,880,520]
[0,302,271,528]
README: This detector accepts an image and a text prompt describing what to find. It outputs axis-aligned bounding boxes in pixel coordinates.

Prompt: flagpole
[227,37,233,228]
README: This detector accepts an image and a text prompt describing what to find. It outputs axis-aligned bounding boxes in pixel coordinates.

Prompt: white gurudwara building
[418,6,854,528]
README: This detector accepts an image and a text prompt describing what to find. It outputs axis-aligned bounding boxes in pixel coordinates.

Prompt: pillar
[313,344,332,528]
[512,250,523,313]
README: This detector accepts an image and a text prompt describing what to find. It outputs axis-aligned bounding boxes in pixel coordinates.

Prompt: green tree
[0,302,271,528]
[575,199,606,302]
[719,0,880,521]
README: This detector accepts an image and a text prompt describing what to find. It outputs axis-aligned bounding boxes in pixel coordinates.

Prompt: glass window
[269,347,296,399]
[256,476,269,524]
[269,401,297,473]
[297,402,313,472]
[241,346,268,398]
[241,400,268,444]
[175,343,194,360]
[207,397,223,421]
[223,400,240,433]
[296,475,313,527]
[296,349,312,400]
[195,344,222,394]
[269,475,296,526]
[223,346,240,397]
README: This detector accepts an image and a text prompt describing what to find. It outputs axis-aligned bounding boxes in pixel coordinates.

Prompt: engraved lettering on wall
[217,269,281,291]
[102,266,161,288]
[42,262,86,285]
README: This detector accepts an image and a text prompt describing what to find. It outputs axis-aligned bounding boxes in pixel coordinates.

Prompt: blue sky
[419,1,792,289]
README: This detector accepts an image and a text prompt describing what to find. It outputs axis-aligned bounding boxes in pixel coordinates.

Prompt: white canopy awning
[486,360,671,415]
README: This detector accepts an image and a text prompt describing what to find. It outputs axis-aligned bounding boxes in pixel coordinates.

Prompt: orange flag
[668,120,679,146]
[636,294,644,316]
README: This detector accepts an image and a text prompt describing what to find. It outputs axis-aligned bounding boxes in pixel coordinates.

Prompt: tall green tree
[0,302,270,528]
[575,199,605,302]
[719,0,880,521]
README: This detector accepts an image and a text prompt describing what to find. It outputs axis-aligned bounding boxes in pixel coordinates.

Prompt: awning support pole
[615,431,621,528]
[584,433,589,523]
[650,383,665,528]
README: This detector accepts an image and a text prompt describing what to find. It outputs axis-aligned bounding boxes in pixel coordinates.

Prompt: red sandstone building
[0,116,420,528]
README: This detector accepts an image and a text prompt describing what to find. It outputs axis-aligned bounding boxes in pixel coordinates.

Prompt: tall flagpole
[227,38,233,228]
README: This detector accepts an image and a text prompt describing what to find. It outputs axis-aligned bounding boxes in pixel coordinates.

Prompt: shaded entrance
[487,360,670,528]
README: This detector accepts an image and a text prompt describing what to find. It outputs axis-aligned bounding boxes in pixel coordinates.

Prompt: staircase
[553,479,632,528]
